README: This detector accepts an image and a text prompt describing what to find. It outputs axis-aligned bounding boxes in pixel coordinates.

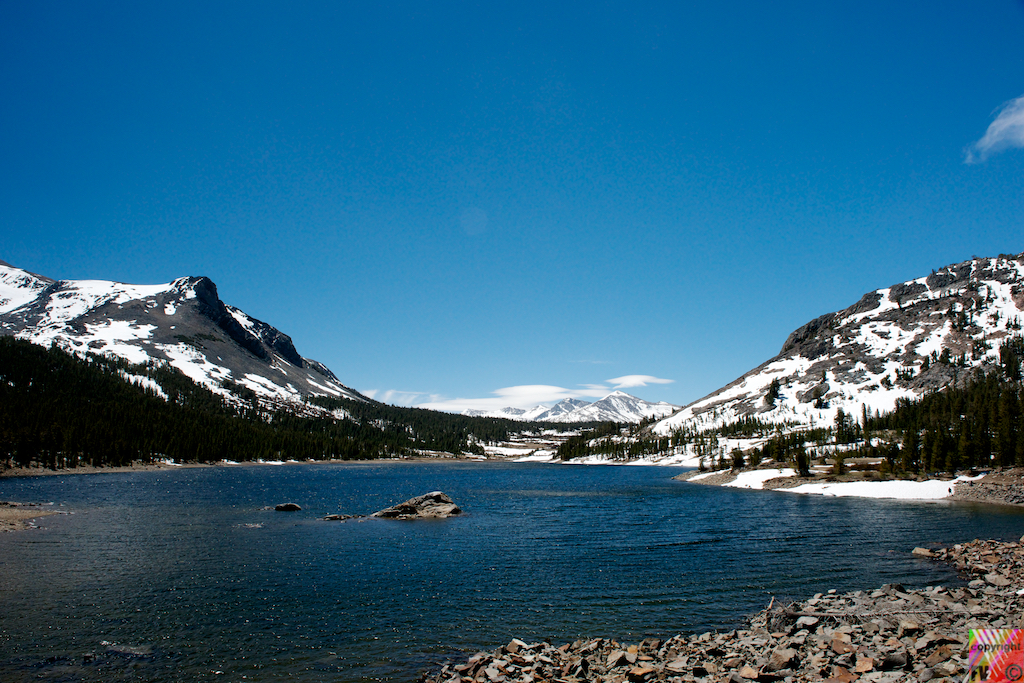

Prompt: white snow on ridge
[227,306,259,335]
[18,319,160,366]
[41,279,172,324]
[306,376,344,396]
[157,343,233,396]
[238,372,301,400]
[0,265,48,314]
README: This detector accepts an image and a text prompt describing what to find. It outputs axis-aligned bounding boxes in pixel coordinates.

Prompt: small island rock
[274,503,301,511]
[371,491,462,519]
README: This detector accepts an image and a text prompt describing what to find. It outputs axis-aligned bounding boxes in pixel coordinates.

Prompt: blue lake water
[1,461,1023,682]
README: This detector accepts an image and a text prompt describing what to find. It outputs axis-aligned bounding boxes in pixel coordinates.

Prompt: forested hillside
[0,338,546,469]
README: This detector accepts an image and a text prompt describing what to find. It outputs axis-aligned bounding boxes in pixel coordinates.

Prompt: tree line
[0,338,574,469]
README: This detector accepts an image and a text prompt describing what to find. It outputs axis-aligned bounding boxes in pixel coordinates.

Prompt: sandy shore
[0,501,58,532]
[0,453,502,480]
[0,460,217,478]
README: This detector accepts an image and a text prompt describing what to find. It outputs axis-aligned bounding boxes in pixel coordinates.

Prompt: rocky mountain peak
[0,261,362,408]
[655,253,1024,437]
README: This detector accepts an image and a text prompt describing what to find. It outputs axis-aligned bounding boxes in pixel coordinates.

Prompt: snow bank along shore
[678,467,1024,506]
[420,537,1024,683]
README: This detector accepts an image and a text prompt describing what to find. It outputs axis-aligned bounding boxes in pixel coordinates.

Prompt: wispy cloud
[360,389,439,406]
[415,384,608,413]
[965,94,1024,163]
[606,374,674,389]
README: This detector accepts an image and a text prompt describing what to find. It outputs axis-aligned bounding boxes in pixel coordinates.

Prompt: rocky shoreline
[951,469,1024,506]
[420,537,1024,683]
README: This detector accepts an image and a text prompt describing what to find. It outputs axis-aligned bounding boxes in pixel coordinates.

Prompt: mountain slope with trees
[0,337,566,469]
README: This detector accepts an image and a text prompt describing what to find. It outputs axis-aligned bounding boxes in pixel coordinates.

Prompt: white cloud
[414,384,610,413]
[606,374,674,388]
[965,94,1024,163]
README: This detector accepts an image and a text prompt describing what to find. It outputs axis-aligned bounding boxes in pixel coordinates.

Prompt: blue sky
[2,1,1023,411]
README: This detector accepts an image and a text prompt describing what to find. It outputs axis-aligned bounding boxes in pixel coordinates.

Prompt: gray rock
[984,572,1011,587]
[607,650,630,668]
[765,647,800,672]
[879,650,908,671]
[795,616,819,629]
[371,491,462,519]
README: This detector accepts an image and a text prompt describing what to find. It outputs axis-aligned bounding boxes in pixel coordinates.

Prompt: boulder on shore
[371,491,461,519]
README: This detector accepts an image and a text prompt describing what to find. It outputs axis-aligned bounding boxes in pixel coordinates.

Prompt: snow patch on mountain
[0,262,51,314]
[651,254,1024,451]
[158,342,234,388]
[119,370,169,399]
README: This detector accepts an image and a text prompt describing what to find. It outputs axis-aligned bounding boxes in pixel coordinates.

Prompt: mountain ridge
[652,253,1024,443]
[0,262,364,407]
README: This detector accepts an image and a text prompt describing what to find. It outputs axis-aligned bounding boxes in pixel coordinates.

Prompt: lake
[1,461,1023,682]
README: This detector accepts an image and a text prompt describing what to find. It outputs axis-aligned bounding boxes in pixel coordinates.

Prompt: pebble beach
[421,537,1024,683]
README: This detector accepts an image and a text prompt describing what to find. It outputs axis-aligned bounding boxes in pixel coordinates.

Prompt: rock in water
[371,491,461,519]
[275,503,301,511]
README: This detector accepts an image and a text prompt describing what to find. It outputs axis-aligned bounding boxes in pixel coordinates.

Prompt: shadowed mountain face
[0,262,363,406]
[654,253,1024,437]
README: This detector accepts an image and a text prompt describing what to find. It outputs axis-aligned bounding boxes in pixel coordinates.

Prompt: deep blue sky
[3,1,1023,411]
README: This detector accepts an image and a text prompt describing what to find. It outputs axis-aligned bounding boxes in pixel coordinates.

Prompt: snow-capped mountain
[465,393,677,424]
[562,391,678,423]
[652,253,1024,439]
[464,406,540,420]
[0,261,364,406]
[532,398,592,422]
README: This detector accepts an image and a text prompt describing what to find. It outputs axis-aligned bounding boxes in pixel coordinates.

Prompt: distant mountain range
[465,391,678,423]
[651,253,1024,440]
[0,261,364,407]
